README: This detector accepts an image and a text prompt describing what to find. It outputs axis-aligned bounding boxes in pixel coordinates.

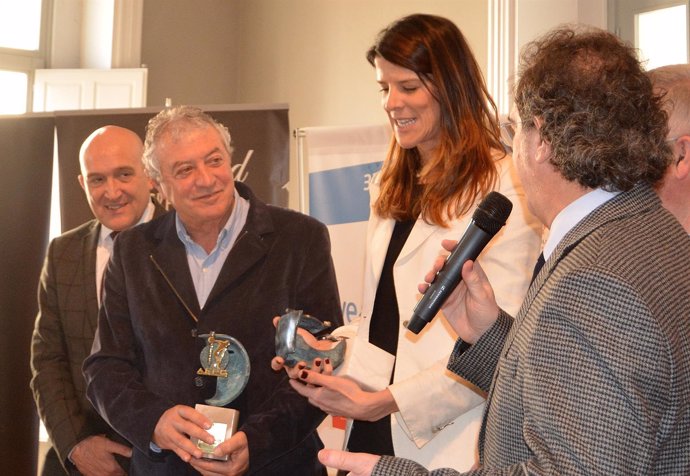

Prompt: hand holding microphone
[406,192,512,335]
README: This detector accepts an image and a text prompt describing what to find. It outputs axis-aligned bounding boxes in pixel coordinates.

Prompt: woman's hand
[270,316,340,377]
[288,369,397,421]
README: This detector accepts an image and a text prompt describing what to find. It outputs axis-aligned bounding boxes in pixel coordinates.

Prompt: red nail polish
[324,358,330,365]
[300,370,308,379]
[314,359,321,367]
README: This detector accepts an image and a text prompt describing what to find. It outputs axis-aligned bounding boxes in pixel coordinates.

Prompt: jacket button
[432,421,454,433]
[194,376,204,388]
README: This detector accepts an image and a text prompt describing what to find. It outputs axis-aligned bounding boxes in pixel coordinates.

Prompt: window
[0,0,43,50]
[636,4,688,70]
[0,0,48,114]
[0,71,29,114]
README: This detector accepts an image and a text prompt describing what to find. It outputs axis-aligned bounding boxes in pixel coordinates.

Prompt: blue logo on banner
[309,161,383,225]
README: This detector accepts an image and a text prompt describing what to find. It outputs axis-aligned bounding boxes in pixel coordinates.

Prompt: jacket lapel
[366,203,440,286]
[206,229,269,305]
[83,221,100,332]
[515,183,657,326]
[150,214,202,320]
[397,218,438,263]
[367,213,395,291]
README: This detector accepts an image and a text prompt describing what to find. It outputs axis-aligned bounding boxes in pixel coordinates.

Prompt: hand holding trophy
[274,309,346,371]
[192,332,250,461]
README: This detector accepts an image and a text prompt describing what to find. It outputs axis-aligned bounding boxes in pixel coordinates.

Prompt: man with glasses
[317,26,690,476]
[648,64,690,234]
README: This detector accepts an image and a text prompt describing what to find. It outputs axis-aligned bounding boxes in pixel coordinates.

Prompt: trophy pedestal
[192,404,240,461]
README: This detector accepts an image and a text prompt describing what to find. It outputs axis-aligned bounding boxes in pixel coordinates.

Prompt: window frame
[0,0,52,113]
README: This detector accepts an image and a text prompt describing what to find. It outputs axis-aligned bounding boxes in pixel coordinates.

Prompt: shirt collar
[175,188,243,253]
[543,188,619,259]
[99,199,155,243]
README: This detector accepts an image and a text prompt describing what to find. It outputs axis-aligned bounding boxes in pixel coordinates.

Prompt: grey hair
[143,106,233,182]
[647,64,690,137]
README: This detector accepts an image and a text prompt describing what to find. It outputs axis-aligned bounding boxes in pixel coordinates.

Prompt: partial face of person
[78,129,151,232]
[509,107,542,218]
[374,56,442,159]
[154,125,235,231]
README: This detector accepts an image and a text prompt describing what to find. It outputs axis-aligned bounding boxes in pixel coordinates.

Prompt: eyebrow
[170,147,225,168]
[204,147,224,157]
[86,166,135,177]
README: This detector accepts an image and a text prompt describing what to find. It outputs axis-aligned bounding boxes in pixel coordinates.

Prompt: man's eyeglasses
[499,121,519,150]
[499,119,534,151]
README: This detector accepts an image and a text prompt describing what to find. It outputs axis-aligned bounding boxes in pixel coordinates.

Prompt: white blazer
[351,154,542,471]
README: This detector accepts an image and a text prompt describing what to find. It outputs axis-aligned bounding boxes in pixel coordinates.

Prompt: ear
[78,174,86,191]
[675,136,690,180]
[152,180,167,201]
[532,116,552,164]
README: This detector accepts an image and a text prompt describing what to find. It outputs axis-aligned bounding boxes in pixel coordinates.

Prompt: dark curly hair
[515,27,670,191]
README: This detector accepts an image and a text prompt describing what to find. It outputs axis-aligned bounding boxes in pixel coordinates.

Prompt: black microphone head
[472,191,513,234]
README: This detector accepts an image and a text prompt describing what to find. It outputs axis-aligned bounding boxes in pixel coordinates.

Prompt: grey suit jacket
[30,199,166,473]
[373,184,690,475]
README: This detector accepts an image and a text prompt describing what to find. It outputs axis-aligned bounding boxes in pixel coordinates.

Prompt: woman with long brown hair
[276,14,541,471]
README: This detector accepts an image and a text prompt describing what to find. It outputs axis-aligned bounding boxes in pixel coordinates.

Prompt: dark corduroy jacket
[85,182,342,475]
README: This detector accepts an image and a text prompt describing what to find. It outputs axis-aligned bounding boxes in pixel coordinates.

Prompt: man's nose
[196,165,214,186]
[104,178,122,198]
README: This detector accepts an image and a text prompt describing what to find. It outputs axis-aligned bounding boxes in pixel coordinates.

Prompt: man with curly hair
[318,26,690,476]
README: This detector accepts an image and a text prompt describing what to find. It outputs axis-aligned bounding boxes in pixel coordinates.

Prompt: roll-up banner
[301,124,389,325]
[300,124,389,450]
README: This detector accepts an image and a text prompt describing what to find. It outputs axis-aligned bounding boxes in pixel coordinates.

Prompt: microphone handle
[407,224,492,334]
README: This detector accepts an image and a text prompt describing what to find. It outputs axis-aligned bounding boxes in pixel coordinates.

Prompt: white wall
[140,0,240,109]
[228,0,488,205]
[232,0,488,130]
[517,0,607,54]
[52,0,608,208]
[229,0,607,206]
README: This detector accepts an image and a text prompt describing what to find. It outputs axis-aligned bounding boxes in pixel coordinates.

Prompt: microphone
[406,191,513,334]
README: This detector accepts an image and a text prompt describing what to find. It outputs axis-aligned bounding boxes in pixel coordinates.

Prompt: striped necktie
[100,231,120,306]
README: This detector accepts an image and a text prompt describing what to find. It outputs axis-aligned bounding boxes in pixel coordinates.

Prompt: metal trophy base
[192,404,240,461]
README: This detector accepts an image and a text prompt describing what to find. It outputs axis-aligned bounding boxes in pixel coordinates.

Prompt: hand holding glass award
[191,332,250,461]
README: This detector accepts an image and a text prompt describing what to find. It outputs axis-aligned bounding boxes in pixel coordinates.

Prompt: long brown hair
[367,14,502,226]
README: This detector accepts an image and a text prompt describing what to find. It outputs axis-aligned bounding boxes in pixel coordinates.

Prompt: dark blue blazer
[85,182,342,475]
